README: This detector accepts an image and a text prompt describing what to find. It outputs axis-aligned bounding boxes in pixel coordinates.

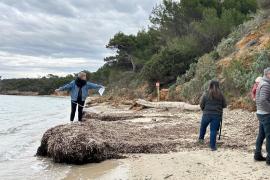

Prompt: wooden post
[156,81,160,102]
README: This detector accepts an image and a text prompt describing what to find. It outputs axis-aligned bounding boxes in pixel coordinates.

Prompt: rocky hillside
[170,12,270,110]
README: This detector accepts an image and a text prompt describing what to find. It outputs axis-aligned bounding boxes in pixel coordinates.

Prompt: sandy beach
[64,149,270,180]
[35,97,270,179]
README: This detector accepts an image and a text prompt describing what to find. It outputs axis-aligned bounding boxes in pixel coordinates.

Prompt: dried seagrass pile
[37,103,258,164]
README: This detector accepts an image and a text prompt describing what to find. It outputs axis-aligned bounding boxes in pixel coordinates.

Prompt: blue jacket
[59,80,103,101]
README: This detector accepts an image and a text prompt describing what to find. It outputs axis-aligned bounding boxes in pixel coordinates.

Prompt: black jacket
[200,92,227,115]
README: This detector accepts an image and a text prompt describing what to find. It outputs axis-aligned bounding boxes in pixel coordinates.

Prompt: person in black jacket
[198,80,227,151]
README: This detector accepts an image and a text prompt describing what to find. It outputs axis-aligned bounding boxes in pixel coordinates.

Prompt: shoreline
[0,93,67,97]
[0,94,70,99]
[0,93,100,98]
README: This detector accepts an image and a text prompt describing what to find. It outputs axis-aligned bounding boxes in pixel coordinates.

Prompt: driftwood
[135,99,200,111]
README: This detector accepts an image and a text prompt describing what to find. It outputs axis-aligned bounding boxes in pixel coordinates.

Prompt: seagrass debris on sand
[36,116,198,164]
[84,112,144,121]
[37,103,259,165]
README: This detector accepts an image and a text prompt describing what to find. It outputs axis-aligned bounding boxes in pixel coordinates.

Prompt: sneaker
[254,152,266,161]
[211,147,217,151]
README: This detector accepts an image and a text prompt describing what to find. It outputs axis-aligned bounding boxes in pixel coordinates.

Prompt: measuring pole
[156,81,160,102]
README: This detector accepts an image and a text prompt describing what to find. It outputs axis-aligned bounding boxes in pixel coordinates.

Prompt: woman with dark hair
[198,80,227,151]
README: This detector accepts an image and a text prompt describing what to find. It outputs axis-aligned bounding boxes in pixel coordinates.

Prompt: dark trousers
[255,120,265,153]
[255,114,270,156]
[199,114,221,149]
[70,100,85,122]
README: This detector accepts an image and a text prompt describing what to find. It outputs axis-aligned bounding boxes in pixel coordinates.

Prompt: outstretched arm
[55,81,73,92]
[86,82,103,90]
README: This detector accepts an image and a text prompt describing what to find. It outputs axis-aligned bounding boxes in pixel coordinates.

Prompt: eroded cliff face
[217,19,270,70]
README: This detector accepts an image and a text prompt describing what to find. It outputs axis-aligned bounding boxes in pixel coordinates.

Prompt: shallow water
[0,95,71,179]
[0,95,124,180]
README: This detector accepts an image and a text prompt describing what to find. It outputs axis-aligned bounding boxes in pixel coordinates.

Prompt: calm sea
[0,95,126,180]
[0,95,72,179]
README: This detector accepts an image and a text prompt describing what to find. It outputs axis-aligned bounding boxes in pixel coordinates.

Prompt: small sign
[156,82,160,87]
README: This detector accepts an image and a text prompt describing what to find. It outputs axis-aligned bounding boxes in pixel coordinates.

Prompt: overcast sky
[0,0,160,79]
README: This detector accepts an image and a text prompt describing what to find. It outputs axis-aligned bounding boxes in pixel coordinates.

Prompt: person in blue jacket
[55,72,103,122]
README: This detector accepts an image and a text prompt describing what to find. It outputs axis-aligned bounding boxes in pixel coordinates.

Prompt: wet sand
[65,149,270,180]
[64,160,129,180]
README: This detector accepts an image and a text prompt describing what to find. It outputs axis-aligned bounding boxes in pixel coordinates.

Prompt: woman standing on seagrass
[198,80,227,151]
[55,72,104,122]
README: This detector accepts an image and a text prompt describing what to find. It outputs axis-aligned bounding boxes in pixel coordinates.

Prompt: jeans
[70,100,85,122]
[199,114,221,149]
[255,114,270,156]
[255,120,265,153]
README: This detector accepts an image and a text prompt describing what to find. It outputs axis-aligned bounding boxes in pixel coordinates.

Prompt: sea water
[0,95,72,179]
[0,95,128,180]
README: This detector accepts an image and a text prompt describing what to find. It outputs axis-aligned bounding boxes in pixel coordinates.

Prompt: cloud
[0,0,160,78]
[0,51,104,78]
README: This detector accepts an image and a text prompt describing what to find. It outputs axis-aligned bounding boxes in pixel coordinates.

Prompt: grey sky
[0,0,160,78]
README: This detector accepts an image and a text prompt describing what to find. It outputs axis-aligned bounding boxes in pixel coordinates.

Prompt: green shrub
[141,35,202,84]
[216,37,237,58]
[253,50,270,72]
[174,62,197,86]
[223,60,250,95]
[195,55,217,82]
[246,51,270,90]
[223,50,270,97]
[179,54,217,103]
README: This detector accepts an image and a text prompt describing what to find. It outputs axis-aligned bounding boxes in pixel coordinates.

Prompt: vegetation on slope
[170,10,270,110]
[103,0,257,88]
[1,0,266,105]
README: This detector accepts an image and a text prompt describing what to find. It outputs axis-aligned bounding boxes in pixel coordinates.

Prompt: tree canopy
[0,0,259,94]
[103,0,257,85]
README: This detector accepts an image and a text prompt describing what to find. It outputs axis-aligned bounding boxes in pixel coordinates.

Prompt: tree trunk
[128,54,136,72]
[135,99,200,111]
